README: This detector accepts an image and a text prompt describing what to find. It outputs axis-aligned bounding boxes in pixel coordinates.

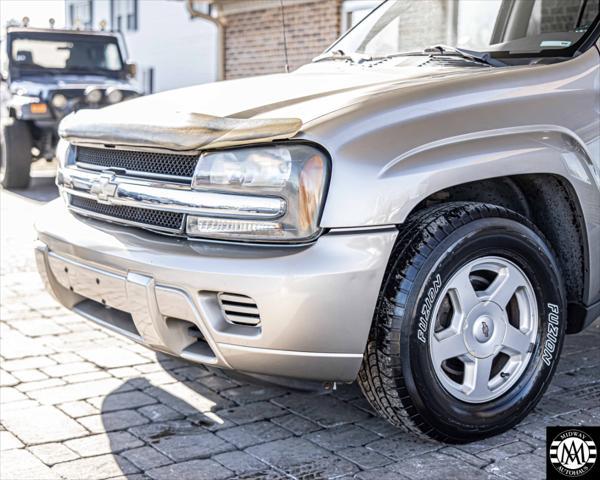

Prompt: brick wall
[540,0,598,32]
[223,0,341,79]
[395,0,450,52]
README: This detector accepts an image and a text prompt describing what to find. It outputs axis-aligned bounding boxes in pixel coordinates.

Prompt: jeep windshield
[9,32,124,75]
[322,0,600,65]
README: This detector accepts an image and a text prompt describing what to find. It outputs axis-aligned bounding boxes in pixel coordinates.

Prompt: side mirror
[126,61,137,78]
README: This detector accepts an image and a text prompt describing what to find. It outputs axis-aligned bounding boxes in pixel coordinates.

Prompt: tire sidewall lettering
[417,273,442,344]
[542,303,560,367]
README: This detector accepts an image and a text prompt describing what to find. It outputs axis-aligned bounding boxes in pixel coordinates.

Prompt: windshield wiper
[423,45,506,67]
[312,49,372,64]
[314,45,506,68]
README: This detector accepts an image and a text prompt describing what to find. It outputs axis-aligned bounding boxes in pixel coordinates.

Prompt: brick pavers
[1,178,599,480]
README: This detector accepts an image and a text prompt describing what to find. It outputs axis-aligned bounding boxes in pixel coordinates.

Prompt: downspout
[445,0,459,46]
[186,0,226,81]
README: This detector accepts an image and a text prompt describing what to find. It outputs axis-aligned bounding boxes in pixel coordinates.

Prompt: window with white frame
[69,0,93,29]
[112,0,138,32]
[341,1,382,32]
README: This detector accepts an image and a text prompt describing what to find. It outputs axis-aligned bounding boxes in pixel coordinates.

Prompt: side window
[104,43,121,71]
[456,0,503,48]
[580,0,600,28]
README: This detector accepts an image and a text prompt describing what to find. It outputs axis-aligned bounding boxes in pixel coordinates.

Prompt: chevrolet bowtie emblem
[90,173,118,203]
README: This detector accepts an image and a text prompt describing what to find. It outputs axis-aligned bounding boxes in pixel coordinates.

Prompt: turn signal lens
[186,217,284,239]
[30,103,48,114]
[298,154,325,231]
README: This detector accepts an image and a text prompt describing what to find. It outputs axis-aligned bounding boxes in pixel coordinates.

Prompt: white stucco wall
[66,0,218,93]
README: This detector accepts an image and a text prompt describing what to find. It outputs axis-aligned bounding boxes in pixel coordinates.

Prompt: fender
[377,125,599,307]
[321,125,599,308]
[378,125,598,225]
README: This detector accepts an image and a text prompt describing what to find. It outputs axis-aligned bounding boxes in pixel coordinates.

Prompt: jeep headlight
[106,88,123,104]
[51,93,68,110]
[188,144,329,242]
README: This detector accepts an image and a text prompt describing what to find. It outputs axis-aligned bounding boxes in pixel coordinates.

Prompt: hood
[59,59,497,151]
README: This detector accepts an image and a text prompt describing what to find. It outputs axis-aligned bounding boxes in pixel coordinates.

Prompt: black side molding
[567,300,600,334]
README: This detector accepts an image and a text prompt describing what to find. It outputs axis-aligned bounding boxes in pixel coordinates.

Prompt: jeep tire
[358,202,566,443]
[1,119,33,189]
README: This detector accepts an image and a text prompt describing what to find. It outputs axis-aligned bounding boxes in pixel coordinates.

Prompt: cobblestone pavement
[1,175,599,480]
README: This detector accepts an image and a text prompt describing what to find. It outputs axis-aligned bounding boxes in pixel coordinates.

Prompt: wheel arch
[408,174,588,333]
[382,127,596,333]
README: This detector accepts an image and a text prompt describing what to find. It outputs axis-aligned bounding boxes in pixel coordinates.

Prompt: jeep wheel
[358,202,566,443]
[1,119,33,189]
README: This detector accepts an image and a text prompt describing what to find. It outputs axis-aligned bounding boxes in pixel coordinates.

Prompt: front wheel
[1,119,33,189]
[358,202,566,443]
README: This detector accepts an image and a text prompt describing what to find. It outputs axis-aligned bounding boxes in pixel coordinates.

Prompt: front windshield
[329,0,599,59]
[10,34,123,72]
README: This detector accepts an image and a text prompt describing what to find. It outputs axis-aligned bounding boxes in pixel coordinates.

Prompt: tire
[1,119,32,189]
[358,202,566,443]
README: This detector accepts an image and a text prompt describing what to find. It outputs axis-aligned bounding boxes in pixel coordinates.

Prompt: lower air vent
[166,318,216,362]
[217,293,261,326]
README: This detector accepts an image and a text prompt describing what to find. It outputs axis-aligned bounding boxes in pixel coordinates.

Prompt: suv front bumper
[35,200,397,382]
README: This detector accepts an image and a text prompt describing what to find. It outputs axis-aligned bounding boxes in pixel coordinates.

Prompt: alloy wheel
[429,256,538,403]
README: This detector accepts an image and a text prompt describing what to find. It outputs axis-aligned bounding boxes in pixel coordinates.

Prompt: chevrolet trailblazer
[35,0,600,442]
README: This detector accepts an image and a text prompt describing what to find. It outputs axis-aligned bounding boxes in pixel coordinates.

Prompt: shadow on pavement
[102,377,234,478]
[103,362,274,479]
[4,174,59,203]
[101,361,370,478]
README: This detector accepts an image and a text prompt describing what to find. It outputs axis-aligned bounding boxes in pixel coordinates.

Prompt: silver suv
[35,0,600,442]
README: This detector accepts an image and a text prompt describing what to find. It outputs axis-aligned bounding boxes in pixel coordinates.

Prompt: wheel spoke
[449,268,480,314]
[432,332,468,361]
[465,356,494,398]
[482,264,525,308]
[502,325,532,356]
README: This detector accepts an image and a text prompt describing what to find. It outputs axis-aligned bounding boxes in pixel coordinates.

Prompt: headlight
[51,93,68,109]
[106,88,123,104]
[188,144,329,242]
[56,139,75,168]
[85,87,102,104]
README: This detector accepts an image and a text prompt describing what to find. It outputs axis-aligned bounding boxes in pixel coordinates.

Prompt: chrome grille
[70,196,185,232]
[76,146,199,179]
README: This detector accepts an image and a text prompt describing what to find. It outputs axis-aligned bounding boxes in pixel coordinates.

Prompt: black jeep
[1,27,141,188]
